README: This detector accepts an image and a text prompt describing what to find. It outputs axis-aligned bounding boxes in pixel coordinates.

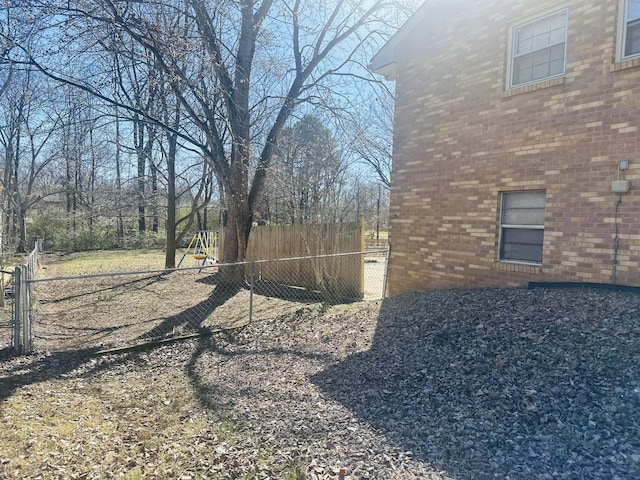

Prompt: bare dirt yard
[1,252,639,479]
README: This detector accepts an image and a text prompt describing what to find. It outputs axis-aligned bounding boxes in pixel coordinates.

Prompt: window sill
[611,56,640,72]
[503,76,565,98]
[494,262,542,274]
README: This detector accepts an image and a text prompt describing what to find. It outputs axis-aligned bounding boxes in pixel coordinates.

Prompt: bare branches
[0,0,412,262]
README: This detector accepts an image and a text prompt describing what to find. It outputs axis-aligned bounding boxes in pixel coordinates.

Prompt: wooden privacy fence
[243,220,365,301]
[246,220,364,258]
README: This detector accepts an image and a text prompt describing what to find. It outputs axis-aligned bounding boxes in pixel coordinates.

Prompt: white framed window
[509,10,568,88]
[499,190,546,264]
[622,0,640,59]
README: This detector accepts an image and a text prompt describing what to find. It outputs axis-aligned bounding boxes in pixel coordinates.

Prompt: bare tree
[0,67,62,251]
[267,115,351,224]
[139,0,398,282]
[350,87,395,189]
[112,39,161,234]
[2,0,410,279]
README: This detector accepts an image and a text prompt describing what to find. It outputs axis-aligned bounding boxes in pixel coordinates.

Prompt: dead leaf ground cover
[0,251,639,479]
[31,251,326,352]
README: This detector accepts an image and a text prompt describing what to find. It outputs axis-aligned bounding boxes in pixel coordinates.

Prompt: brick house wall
[380,0,640,296]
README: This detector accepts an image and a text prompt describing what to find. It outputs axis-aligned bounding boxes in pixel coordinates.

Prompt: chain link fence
[0,240,41,355]
[27,250,388,353]
[0,269,13,355]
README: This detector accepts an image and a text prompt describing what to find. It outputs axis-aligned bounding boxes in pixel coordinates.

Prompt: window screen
[499,191,546,264]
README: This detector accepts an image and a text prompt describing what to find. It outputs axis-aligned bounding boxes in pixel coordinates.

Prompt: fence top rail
[29,263,208,283]
[28,249,388,284]
[247,249,388,266]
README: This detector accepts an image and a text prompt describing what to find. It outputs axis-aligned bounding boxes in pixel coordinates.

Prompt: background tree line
[1,0,411,276]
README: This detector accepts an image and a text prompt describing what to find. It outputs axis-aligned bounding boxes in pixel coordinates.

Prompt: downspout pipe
[612,194,623,285]
[612,236,619,285]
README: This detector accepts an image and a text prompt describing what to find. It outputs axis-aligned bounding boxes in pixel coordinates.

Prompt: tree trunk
[3,145,15,251]
[220,198,251,286]
[89,129,97,234]
[134,117,146,233]
[151,159,159,233]
[115,111,124,238]
[73,149,80,232]
[164,138,177,269]
[17,205,27,254]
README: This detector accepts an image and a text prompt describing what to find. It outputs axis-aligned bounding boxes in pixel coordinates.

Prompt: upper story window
[623,0,640,58]
[509,10,568,88]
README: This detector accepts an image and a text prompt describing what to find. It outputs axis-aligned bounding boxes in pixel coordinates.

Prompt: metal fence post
[12,264,33,354]
[249,261,255,325]
[13,266,22,354]
[23,264,32,354]
[382,245,391,300]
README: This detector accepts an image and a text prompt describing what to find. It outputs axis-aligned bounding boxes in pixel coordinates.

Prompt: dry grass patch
[41,250,168,276]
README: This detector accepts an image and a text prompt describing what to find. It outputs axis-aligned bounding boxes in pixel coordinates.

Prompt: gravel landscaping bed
[1,286,639,479]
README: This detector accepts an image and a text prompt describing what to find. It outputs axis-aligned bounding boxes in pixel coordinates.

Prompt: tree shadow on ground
[184,334,335,413]
[0,273,242,402]
[251,278,324,303]
[136,272,241,341]
[39,274,167,304]
[0,347,100,402]
[312,288,640,480]
[195,270,225,286]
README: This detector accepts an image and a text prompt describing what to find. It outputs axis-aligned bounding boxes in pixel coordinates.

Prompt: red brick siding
[388,0,640,295]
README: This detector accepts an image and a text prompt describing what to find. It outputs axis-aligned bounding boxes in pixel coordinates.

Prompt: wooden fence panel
[243,220,365,301]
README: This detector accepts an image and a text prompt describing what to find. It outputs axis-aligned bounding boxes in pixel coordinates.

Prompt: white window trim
[498,191,546,266]
[506,8,569,90]
[618,0,640,61]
